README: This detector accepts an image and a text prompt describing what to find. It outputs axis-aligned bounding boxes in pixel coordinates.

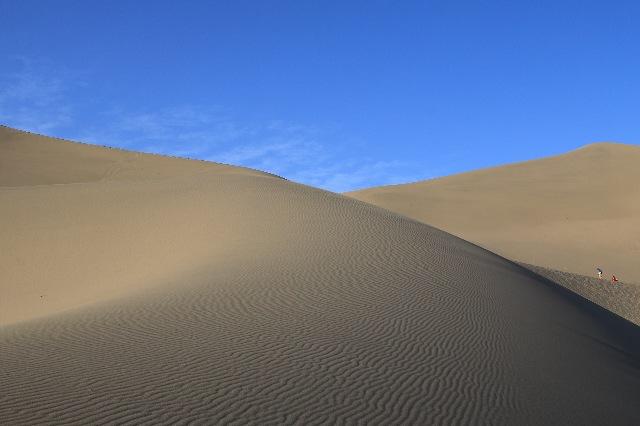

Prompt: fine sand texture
[520,263,640,326]
[2,127,640,424]
[349,143,640,284]
[0,125,274,325]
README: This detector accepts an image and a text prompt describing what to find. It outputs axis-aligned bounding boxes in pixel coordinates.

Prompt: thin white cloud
[0,59,429,192]
[0,58,72,133]
[78,106,248,158]
[214,130,326,176]
[215,132,417,192]
[290,159,417,192]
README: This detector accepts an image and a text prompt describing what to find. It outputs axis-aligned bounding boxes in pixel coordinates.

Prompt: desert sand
[521,263,640,326]
[349,143,640,284]
[1,126,639,424]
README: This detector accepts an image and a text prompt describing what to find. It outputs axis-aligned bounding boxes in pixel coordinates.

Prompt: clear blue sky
[1,0,638,191]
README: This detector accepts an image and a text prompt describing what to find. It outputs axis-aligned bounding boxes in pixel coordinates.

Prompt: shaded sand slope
[349,143,640,283]
[2,128,640,424]
[521,263,640,326]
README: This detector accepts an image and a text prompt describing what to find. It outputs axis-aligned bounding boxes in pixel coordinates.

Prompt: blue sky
[1,0,638,191]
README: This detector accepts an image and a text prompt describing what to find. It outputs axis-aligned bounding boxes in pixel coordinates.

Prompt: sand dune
[0,125,276,325]
[2,127,639,424]
[521,263,640,326]
[349,143,640,284]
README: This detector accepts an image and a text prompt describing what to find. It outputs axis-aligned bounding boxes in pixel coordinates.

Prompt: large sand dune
[0,126,274,325]
[2,127,639,424]
[349,143,640,284]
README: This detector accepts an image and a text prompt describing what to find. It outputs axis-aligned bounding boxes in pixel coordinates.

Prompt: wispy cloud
[77,106,249,158]
[0,59,427,192]
[214,129,415,192]
[213,122,325,173]
[0,57,73,133]
[291,160,415,193]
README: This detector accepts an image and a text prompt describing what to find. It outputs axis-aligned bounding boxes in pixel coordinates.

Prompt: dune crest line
[1,127,639,424]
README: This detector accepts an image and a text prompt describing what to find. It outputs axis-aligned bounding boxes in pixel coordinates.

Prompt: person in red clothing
[611,275,619,283]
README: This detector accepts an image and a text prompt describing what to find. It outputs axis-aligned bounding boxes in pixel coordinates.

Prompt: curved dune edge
[2,127,640,424]
[0,124,280,186]
[348,142,640,284]
[1,125,281,325]
[519,263,640,326]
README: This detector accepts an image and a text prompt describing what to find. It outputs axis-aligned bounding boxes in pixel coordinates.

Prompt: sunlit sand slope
[1,127,639,424]
[0,125,269,187]
[349,143,640,283]
[0,125,275,324]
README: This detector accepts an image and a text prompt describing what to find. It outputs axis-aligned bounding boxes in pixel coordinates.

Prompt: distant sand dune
[1,127,639,424]
[349,142,640,284]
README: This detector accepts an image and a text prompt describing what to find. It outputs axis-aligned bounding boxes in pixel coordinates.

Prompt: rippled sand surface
[349,142,640,283]
[2,127,639,424]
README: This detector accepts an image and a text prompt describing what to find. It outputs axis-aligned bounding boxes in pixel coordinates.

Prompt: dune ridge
[519,263,640,326]
[0,125,278,187]
[0,125,279,324]
[2,127,639,424]
[349,143,640,283]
